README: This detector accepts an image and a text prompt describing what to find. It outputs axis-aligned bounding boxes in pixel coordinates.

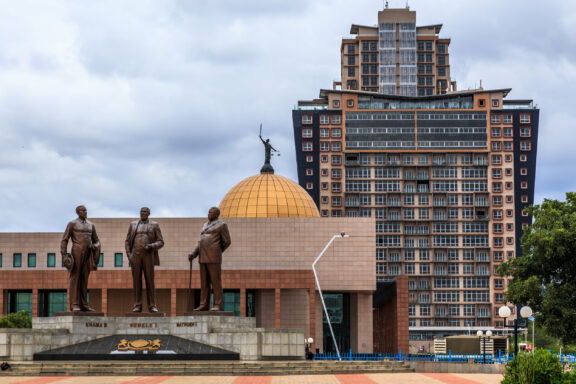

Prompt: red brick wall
[373,275,409,354]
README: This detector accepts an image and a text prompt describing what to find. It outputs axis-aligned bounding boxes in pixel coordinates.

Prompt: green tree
[498,193,576,345]
[0,310,32,328]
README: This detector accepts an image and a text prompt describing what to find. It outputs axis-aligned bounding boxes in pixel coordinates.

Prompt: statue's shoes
[82,306,95,312]
[71,306,82,312]
[210,306,222,312]
[193,306,209,311]
[132,307,142,312]
[149,306,159,313]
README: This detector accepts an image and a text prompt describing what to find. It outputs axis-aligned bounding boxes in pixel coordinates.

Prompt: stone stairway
[3,360,413,376]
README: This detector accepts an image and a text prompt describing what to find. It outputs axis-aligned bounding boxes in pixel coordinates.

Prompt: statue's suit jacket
[192,219,231,263]
[125,220,164,266]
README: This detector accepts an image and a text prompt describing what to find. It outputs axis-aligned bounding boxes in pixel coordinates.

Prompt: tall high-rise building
[341,6,455,95]
[293,6,539,343]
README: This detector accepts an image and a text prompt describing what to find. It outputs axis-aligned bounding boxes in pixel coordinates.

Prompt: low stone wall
[407,361,506,374]
[0,315,304,361]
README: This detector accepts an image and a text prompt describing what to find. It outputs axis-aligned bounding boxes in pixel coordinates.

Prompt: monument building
[0,164,408,354]
[292,5,540,345]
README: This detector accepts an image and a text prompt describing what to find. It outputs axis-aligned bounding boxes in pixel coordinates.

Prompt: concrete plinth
[0,316,304,362]
[54,312,105,317]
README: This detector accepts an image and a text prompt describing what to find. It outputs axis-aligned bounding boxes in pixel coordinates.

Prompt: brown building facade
[0,217,379,353]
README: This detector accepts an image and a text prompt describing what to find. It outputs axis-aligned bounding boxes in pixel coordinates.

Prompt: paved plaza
[0,373,503,384]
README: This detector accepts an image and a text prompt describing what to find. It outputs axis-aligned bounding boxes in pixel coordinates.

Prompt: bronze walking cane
[187,257,193,312]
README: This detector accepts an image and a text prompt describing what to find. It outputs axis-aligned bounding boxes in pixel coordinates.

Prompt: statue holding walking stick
[188,207,231,312]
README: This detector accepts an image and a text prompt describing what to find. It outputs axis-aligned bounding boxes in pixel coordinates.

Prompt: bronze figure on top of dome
[259,124,278,173]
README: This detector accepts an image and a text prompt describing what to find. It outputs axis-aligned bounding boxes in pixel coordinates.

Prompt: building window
[331,155,341,165]
[306,168,313,176]
[505,168,512,176]
[506,209,514,217]
[492,141,501,151]
[331,115,341,124]
[98,253,103,268]
[321,183,328,190]
[306,182,313,190]
[321,210,328,217]
[478,99,486,107]
[321,155,328,163]
[492,99,499,107]
[491,128,501,137]
[321,169,328,176]
[305,155,313,163]
[520,168,528,176]
[332,183,341,192]
[320,129,329,138]
[492,169,502,178]
[520,154,527,162]
[27,253,36,268]
[506,195,513,203]
[114,253,123,267]
[503,115,512,123]
[302,128,312,138]
[320,142,329,151]
[507,237,514,245]
[302,115,312,124]
[520,141,531,151]
[520,114,530,123]
[521,181,528,189]
[333,100,340,108]
[0,253,2,268]
[302,142,312,151]
[494,251,503,261]
[505,182,513,190]
[332,210,342,217]
[331,142,341,151]
[493,210,503,219]
[13,253,22,268]
[503,128,513,137]
[332,197,341,207]
[504,141,513,151]
[493,196,502,205]
[332,128,341,138]
[521,195,528,203]
[520,128,531,137]
[347,99,354,107]
[47,253,56,268]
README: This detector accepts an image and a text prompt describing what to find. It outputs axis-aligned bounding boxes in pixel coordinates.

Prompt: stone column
[309,287,316,343]
[275,288,281,328]
[240,287,246,317]
[170,288,177,316]
[0,289,4,315]
[32,288,38,317]
[101,288,108,316]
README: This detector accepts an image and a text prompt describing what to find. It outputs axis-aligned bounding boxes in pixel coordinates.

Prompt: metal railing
[313,350,576,365]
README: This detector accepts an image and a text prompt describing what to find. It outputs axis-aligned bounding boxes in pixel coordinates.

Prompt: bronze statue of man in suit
[61,205,101,312]
[189,207,231,311]
[125,207,164,312]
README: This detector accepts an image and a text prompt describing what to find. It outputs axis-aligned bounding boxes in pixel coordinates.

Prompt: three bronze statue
[61,205,230,313]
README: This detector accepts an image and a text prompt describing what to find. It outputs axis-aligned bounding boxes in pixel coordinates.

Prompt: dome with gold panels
[219,172,320,218]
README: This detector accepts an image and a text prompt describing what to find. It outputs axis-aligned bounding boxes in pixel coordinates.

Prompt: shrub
[502,349,564,384]
[0,310,32,328]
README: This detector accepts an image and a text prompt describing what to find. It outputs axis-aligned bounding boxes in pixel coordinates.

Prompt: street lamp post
[476,330,493,364]
[498,305,533,355]
[305,337,314,360]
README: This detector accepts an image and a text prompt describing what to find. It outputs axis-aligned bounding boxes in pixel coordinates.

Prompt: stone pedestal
[54,312,105,317]
[0,316,304,362]
[183,311,233,316]
[124,312,166,317]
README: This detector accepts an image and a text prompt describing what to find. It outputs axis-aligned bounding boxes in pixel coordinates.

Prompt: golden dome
[219,173,320,218]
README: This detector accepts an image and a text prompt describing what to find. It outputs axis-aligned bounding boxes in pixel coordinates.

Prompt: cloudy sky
[0,0,574,232]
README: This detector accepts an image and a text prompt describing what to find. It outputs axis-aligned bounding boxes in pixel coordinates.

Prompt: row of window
[0,252,125,268]
[491,114,531,124]
[491,127,532,137]
[301,115,342,124]
[491,140,532,151]
[301,128,341,138]
[377,249,513,261]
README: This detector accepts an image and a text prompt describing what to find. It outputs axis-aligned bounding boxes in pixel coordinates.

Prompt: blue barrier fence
[314,350,576,365]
